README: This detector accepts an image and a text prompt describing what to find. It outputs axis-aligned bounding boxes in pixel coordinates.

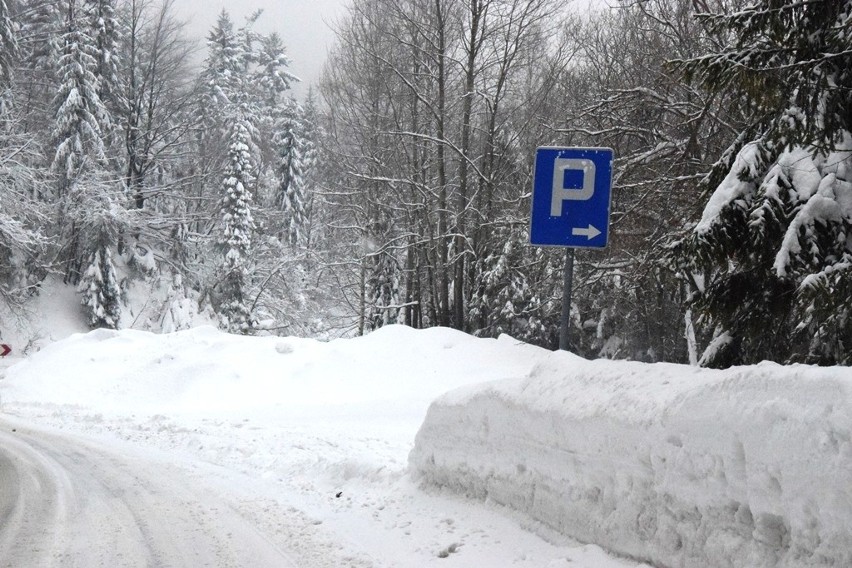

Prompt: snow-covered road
[0,422,300,568]
[0,328,659,568]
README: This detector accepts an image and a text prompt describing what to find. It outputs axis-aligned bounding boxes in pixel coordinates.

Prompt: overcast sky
[174,0,349,96]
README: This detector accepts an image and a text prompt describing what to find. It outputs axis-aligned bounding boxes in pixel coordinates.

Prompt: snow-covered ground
[3,322,850,567]
[0,325,649,567]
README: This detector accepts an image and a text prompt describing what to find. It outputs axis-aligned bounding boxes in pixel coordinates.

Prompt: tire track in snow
[0,422,299,567]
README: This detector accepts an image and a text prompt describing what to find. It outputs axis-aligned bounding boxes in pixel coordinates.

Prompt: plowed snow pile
[410,350,852,568]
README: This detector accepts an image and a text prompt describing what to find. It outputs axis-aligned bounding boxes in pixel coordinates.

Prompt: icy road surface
[0,422,301,567]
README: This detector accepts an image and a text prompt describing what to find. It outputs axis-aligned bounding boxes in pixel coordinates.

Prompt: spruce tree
[51,0,124,332]
[78,238,121,328]
[202,10,286,333]
[677,0,852,366]
[15,0,62,142]
[218,113,257,333]
[19,0,61,73]
[366,220,400,331]
[83,0,121,132]
[51,0,109,194]
[368,252,400,330]
[298,90,318,246]
[197,8,245,173]
[253,33,296,107]
[469,227,555,345]
[275,110,309,247]
[204,10,244,108]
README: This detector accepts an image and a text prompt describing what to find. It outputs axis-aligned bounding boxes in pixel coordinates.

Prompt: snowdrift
[410,350,852,568]
[0,325,540,421]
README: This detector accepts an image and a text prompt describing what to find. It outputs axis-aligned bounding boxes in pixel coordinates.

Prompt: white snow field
[410,350,852,568]
[0,325,648,567]
[2,324,850,567]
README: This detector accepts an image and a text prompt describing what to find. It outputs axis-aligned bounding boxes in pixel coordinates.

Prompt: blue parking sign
[529,147,613,248]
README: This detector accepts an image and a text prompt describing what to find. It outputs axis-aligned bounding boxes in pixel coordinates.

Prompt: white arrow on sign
[572,224,601,240]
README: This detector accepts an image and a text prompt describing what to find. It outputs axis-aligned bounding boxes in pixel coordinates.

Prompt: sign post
[0,344,10,357]
[529,147,613,351]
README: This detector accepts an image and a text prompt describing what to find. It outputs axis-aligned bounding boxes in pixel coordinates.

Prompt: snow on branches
[217,115,257,333]
[681,0,852,366]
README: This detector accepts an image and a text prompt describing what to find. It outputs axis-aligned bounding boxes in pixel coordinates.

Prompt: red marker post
[0,344,10,357]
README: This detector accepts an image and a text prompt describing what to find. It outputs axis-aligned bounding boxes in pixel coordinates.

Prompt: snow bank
[410,350,852,568]
[0,325,545,488]
[0,325,539,420]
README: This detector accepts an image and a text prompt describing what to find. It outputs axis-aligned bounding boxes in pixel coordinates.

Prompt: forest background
[0,0,849,368]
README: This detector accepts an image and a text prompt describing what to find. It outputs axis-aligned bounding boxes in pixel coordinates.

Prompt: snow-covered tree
[469,228,558,345]
[217,114,257,333]
[78,239,120,328]
[275,110,310,247]
[253,33,297,108]
[678,0,852,366]
[51,0,109,194]
[197,10,308,331]
[298,89,319,246]
[0,139,48,307]
[195,8,247,187]
[0,0,17,114]
[57,166,129,303]
[17,0,64,84]
[14,0,62,141]
[83,0,122,129]
[203,10,245,109]
[122,0,195,209]
[365,222,400,330]
[19,0,61,73]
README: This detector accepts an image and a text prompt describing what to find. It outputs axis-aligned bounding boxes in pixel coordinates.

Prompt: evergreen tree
[197,9,253,193]
[218,113,257,333]
[15,0,62,143]
[298,89,319,246]
[0,136,47,307]
[275,110,309,247]
[83,0,121,131]
[677,0,852,366]
[235,10,259,77]
[18,0,61,80]
[253,33,296,108]
[367,251,400,330]
[204,10,245,108]
[78,239,120,328]
[51,0,109,194]
[469,227,557,345]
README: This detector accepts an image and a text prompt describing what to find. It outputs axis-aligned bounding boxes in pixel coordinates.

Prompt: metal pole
[559,247,575,351]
